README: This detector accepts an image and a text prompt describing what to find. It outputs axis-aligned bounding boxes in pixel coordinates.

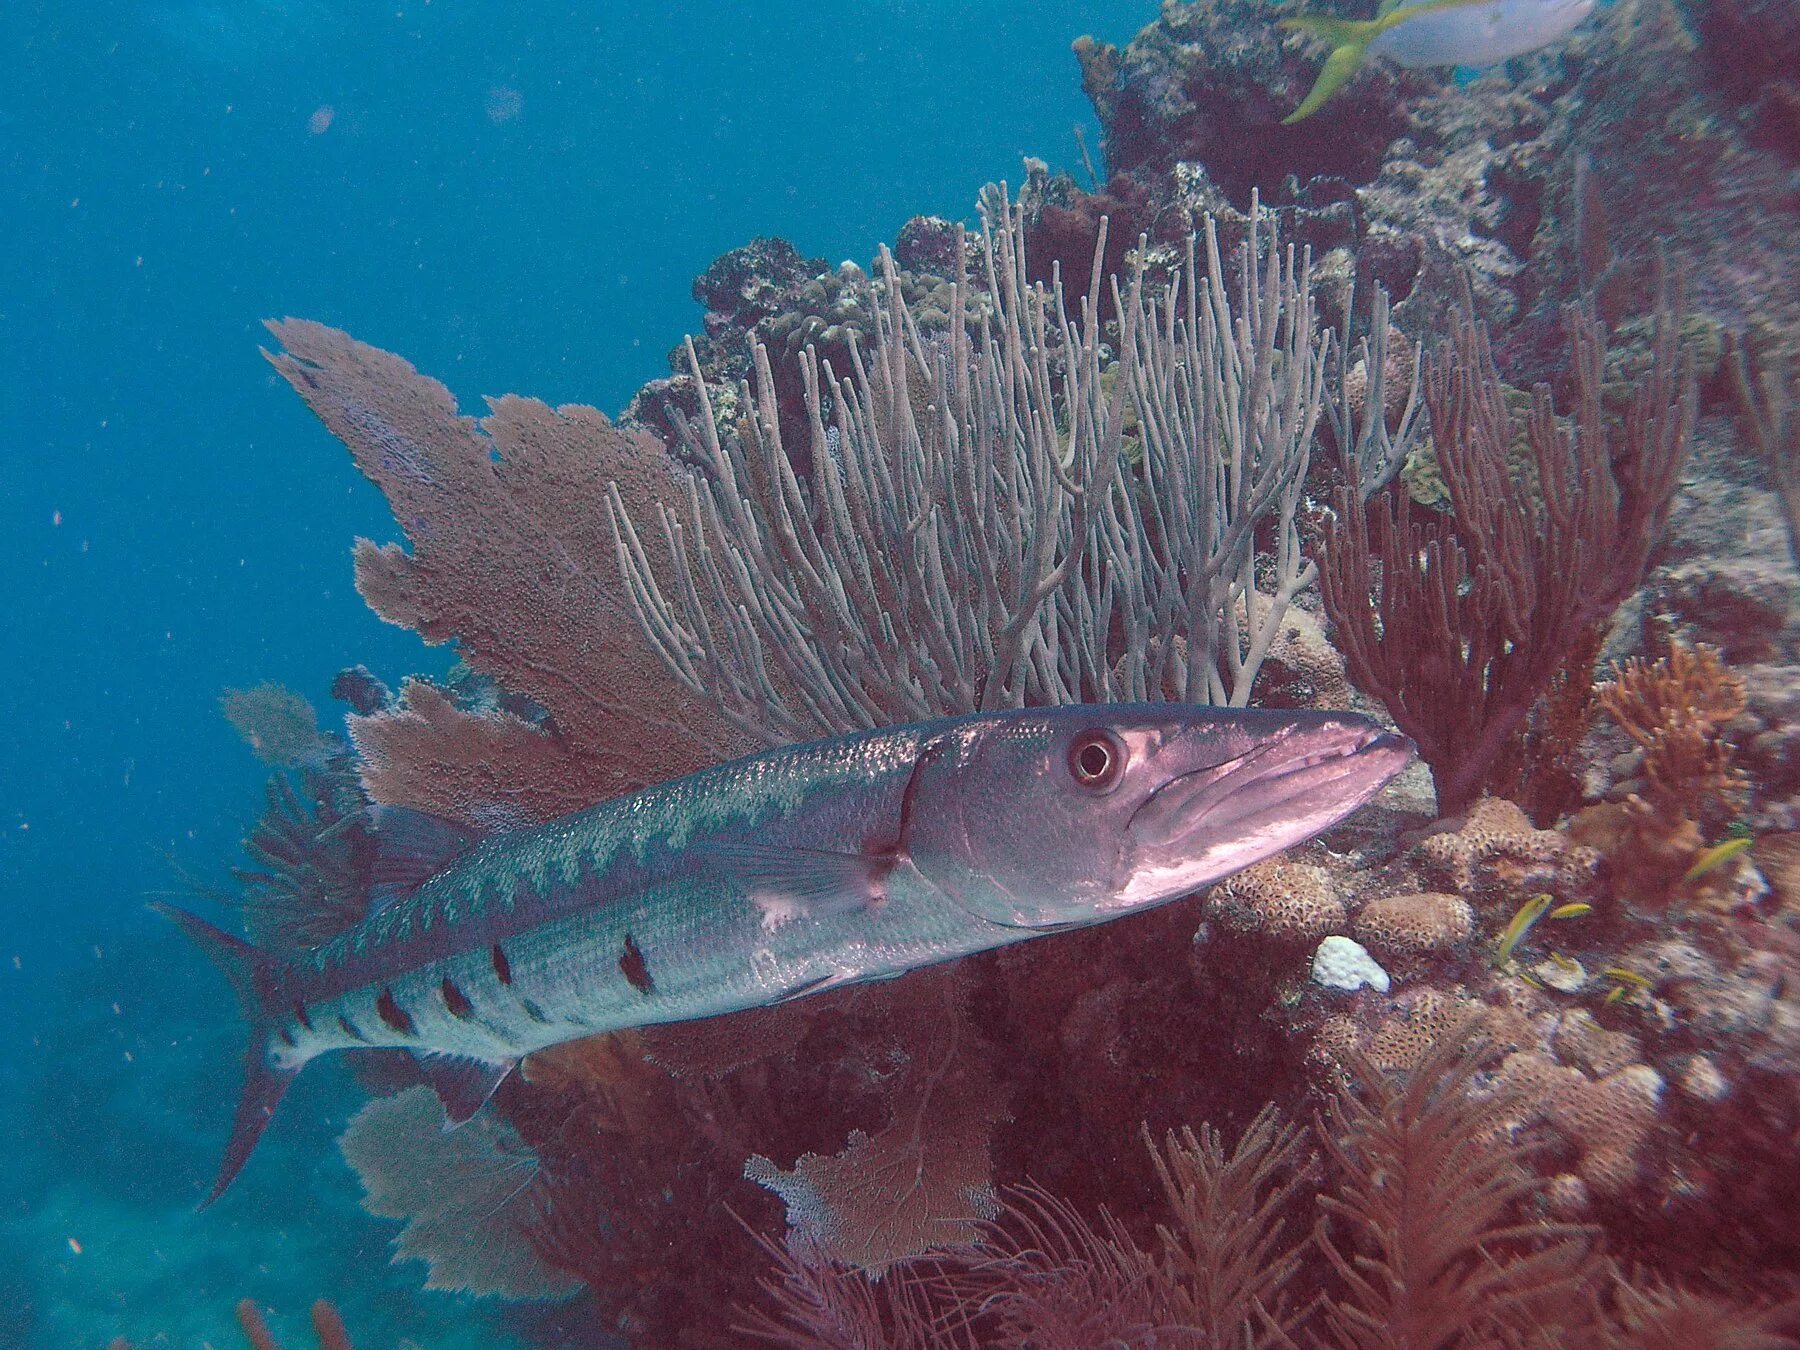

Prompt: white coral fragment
[1311,935,1392,994]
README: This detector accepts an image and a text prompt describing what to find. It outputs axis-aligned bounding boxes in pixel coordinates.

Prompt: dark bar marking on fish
[440,977,474,1019]
[376,987,416,1037]
[338,1015,367,1043]
[520,996,550,1024]
[490,943,513,986]
[619,933,655,995]
[277,1027,297,1048]
[292,1002,313,1032]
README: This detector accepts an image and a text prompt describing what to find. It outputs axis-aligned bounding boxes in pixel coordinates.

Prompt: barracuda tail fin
[153,902,297,1207]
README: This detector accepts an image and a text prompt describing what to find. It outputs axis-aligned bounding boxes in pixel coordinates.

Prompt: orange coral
[1598,638,1747,816]
[1569,797,1707,904]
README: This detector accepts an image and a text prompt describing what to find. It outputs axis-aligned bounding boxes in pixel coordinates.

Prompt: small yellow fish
[1280,0,1597,123]
[1604,985,1626,1006]
[1602,966,1653,988]
[1548,902,1592,920]
[1682,836,1752,883]
[1495,892,1553,967]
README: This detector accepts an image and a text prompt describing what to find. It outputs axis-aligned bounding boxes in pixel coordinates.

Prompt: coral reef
[1352,891,1475,960]
[338,1085,579,1300]
[612,199,1325,738]
[1318,289,1693,814]
[742,1028,1800,1346]
[202,1,1800,1339]
[1073,0,1436,200]
[1210,858,1348,944]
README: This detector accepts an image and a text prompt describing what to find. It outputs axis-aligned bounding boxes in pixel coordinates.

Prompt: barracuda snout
[903,705,1413,929]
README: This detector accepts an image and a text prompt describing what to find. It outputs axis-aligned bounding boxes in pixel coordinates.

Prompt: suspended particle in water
[308,104,335,135]
[485,85,523,124]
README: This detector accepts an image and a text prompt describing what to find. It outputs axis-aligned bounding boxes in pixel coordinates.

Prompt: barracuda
[161,702,1412,1203]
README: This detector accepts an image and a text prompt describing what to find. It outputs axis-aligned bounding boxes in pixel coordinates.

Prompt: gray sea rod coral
[609,195,1330,744]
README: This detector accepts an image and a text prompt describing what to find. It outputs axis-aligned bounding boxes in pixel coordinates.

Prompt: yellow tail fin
[1280,21,1382,124]
[1282,0,1496,123]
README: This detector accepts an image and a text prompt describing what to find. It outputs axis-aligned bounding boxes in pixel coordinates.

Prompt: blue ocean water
[11,0,1798,1340]
[2,2,1146,1342]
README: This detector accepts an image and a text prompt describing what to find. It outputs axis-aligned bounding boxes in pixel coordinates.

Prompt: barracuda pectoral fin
[364,805,482,909]
[415,1053,515,1125]
[698,841,897,930]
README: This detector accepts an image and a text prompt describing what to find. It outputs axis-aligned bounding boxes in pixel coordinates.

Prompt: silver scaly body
[161,702,1412,1202]
[278,722,1009,1068]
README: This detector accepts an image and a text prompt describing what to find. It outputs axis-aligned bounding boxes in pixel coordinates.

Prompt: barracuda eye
[1068,729,1126,791]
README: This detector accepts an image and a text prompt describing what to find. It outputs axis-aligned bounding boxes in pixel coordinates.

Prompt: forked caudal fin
[1280,0,1499,123]
[152,901,298,1208]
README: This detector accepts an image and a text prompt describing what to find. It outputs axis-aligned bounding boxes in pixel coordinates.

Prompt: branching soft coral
[231,759,373,949]
[1147,1105,1317,1345]
[1598,637,1747,818]
[736,1232,977,1350]
[959,1185,1179,1348]
[1603,1275,1800,1349]
[1311,1035,1603,1349]
[1319,290,1692,814]
[738,1103,1319,1349]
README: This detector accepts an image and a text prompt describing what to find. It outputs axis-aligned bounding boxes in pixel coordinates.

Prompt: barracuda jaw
[1113,725,1412,910]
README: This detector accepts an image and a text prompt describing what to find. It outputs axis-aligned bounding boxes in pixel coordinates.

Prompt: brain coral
[1354,892,1476,957]
[1414,797,1576,895]
[1210,858,1348,943]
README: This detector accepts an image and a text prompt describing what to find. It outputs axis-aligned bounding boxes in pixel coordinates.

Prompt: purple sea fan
[338,1085,581,1301]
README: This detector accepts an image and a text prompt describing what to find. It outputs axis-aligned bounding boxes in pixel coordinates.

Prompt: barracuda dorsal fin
[364,805,481,910]
[698,840,898,929]
[416,1054,515,1124]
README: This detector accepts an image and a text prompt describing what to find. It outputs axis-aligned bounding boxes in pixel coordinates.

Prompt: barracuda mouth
[1115,723,1413,907]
